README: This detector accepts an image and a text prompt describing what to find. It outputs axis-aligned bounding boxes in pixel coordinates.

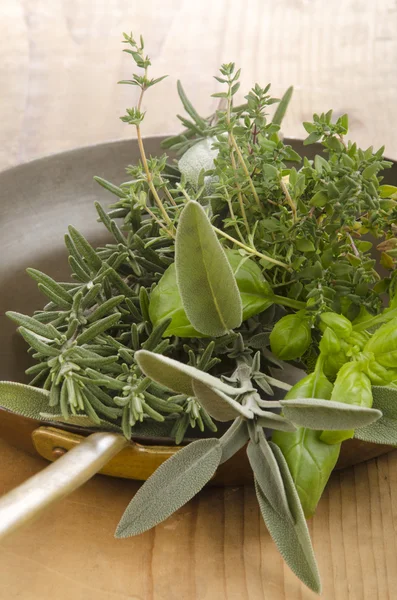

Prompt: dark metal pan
[0,138,394,539]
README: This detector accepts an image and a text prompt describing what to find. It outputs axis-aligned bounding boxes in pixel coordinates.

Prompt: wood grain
[1,1,397,598]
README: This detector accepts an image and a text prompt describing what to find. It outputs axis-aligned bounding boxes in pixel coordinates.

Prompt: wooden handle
[0,431,128,541]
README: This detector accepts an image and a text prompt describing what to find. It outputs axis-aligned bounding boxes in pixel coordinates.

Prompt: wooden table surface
[1,1,397,598]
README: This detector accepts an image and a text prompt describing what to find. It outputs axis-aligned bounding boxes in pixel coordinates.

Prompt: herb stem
[225,90,250,234]
[212,226,290,269]
[280,178,297,222]
[135,67,175,236]
[352,307,397,332]
[230,134,261,207]
[136,126,175,236]
[272,294,306,310]
[224,191,246,244]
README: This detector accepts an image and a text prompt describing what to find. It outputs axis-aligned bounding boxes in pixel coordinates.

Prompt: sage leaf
[135,349,241,397]
[175,201,242,337]
[0,381,51,419]
[115,438,222,537]
[280,398,382,430]
[192,379,253,421]
[354,386,397,445]
[255,443,321,594]
[256,412,297,432]
[247,430,291,518]
[39,413,122,432]
[219,418,249,464]
[0,381,119,432]
[178,138,218,188]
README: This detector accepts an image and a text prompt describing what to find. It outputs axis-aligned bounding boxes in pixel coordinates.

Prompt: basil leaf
[175,201,242,337]
[225,250,274,319]
[192,379,253,421]
[219,418,249,464]
[254,443,321,593]
[247,431,291,518]
[354,386,397,445]
[269,312,312,360]
[148,264,203,338]
[149,252,272,338]
[135,349,241,397]
[280,398,382,430]
[115,438,222,537]
[272,428,340,518]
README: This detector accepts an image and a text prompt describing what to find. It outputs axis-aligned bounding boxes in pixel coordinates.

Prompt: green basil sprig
[272,368,341,518]
[320,362,374,444]
[270,311,312,360]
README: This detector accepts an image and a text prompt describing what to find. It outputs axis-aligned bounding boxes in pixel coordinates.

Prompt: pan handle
[0,431,128,541]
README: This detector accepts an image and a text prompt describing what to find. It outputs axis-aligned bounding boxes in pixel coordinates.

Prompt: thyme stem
[280,178,297,223]
[212,226,290,269]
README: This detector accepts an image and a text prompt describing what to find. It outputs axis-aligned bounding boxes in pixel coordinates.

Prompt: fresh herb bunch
[4,32,397,593]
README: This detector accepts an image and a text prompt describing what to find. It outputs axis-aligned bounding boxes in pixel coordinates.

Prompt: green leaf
[310,191,328,207]
[272,428,340,518]
[219,418,249,464]
[176,81,207,127]
[75,313,121,344]
[280,398,382,430]
[256,412,297,432]
[269,312,312,360]
[149,252,272,338]
[296,238,315,252]
[225,250,274,319]
[26,268,73,305]
[0,382,51,419]
[272,86,293,126]
[364,317,397,368]
[192,379,253,421]
[148,264,205,338]
[135,349,242,397]
[379,184,397,199]
[115,438,222,537]
[362,163,378,180]
[175,202,242,337]
[68,226,102,272]
[0,382,120,432]
[7,311,62,340]
[254,443,321,593]
[178,139,218,189]
[247,431,291,518]
[354,386,397,445]
[18,327,60,357]
[303,132,322,146]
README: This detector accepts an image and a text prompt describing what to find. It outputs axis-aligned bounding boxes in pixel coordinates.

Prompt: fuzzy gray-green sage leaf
[115,438,222,537]
[255,443,321,594]
[135,349,242,397]
[175,201,242,337]
[280,398,382,430]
